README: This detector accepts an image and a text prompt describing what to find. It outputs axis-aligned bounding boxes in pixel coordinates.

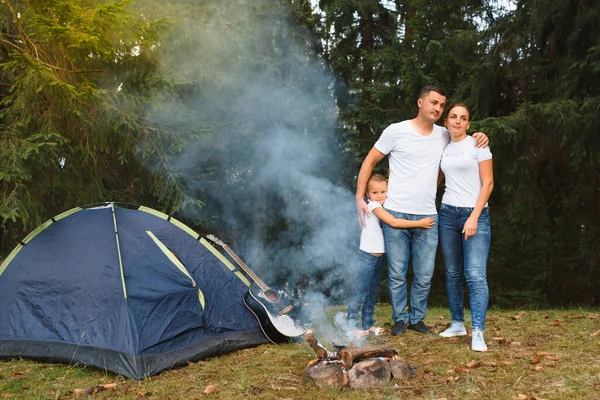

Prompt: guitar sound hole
[264,290,279,302]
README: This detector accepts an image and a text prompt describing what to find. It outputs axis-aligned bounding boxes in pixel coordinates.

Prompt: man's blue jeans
[439,203,490,332]
[347,250,384,329]
[382,210,439,324]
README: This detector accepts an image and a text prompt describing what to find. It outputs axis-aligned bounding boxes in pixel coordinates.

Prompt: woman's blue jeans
[347,250,384,329]
[439,203,490,332]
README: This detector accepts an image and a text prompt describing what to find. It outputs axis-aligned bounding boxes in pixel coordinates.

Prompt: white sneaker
[439,322,467,337]
[471,330,488,352]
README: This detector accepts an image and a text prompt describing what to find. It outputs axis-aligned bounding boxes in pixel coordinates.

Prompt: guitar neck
[219,243,271,293]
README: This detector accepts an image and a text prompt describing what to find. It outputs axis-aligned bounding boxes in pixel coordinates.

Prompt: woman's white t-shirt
[440,136,492,207]
[359,202,385,254]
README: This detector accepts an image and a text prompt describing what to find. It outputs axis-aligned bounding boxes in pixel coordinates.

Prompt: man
[355,86,488,336]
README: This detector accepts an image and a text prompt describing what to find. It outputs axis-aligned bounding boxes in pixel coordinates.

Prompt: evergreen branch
[0,37,26,53]
[1,0,39,59]
[40,62,102,74]
[142,125,187,200]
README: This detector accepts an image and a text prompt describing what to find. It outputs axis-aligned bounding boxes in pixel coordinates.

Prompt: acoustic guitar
[206,234,312,344]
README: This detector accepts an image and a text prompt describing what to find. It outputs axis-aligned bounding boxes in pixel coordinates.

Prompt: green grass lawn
[1,306,599,399]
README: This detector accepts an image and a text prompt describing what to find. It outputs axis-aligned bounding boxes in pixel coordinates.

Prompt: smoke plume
[138,0,368,339]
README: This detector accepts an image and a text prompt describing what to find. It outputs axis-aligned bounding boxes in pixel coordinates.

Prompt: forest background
[1,0,598,308]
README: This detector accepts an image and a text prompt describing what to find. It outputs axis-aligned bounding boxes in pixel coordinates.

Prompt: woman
[438,103,494,352]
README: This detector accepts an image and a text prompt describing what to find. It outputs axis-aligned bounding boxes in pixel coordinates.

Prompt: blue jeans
[381,210,439,324]
[347,250,384,329]
[439,203,490,332]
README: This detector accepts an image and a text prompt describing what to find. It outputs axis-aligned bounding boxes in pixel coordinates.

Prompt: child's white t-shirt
[359,202,385,254]
[441,135,493,207]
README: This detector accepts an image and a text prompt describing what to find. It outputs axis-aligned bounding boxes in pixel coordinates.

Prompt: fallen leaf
[516,394,530,400]
[510,341,522,346]
[591,330,600,337]
[479,361,497,367]
[203,385,215,395]
[446,369,455,374]
[74,387,98,396]
[455,368,470,374]
[586,313,600,319]
[549,320,561,326]
[446,376,460,382]
[533,366,544,372]
[535,351,550,356]
[500,361,514,366]
[465,361,497,368]
[492,336,506,343]
[531,356,541,365]
[248,385,261,395]
[512,312,526,320]
[101,383,117,389]
[544,355,560,361]
[136,391,152,398]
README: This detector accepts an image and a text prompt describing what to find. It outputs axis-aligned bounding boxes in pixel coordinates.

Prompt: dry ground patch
[1,307,599,399]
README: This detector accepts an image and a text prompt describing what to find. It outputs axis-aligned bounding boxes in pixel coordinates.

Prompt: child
[347,173,435,337]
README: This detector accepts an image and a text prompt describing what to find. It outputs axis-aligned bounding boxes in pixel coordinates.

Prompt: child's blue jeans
[347,250,384,329]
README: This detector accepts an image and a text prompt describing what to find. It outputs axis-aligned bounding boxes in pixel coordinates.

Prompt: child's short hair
[367,173,387,189]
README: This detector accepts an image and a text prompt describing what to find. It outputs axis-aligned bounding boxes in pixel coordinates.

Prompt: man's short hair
[419,85,447,99]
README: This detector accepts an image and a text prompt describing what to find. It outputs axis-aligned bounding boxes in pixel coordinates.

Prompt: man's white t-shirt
[359,202,385,254]
[440,135,492,207]
[375,121,449,214]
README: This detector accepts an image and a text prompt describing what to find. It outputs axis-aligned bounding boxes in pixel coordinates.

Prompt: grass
[1,306,600,399]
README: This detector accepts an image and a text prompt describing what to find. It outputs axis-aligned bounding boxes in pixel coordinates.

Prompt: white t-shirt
[441,135,493,207]
[359,201,385,254]
[374,120,449,214]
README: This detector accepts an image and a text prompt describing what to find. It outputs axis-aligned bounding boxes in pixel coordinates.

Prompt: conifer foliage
[0,0,169,229]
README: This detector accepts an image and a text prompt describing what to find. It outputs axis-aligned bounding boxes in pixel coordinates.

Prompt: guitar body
[204,234,312,344]
[243,283,311,344]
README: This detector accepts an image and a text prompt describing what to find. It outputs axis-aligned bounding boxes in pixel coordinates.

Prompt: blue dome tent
[0,203,268,379]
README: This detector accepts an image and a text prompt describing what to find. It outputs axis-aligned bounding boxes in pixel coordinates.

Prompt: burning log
[389,359,415,379]
[339,346,398,369]
[305,332,411,390]
[306,362,348,389]
[348,359,391,390]
[305,331,339,361]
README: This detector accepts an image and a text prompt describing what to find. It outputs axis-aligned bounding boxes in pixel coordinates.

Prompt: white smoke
[137,1,366,334]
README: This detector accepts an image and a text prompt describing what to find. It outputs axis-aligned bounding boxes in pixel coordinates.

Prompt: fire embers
[305,331,415,390]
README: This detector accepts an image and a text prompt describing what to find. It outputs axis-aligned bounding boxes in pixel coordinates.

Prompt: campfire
[304,330,414,390]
